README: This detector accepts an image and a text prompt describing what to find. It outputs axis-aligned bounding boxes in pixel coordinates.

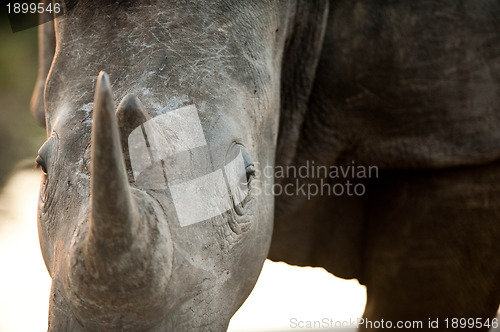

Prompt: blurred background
[0,8,45,186]
[0,8,367,332]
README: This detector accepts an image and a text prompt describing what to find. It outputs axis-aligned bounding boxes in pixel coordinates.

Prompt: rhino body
[31,0,500,330]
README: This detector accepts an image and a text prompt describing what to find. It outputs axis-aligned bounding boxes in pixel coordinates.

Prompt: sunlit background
[0,10,367,332]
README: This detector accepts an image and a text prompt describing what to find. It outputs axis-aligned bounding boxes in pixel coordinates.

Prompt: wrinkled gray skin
[31,0,500,331]
[31,0,326,330]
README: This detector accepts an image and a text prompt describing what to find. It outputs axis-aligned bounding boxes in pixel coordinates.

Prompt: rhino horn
[115,94,150,183]
[88,71,139,252]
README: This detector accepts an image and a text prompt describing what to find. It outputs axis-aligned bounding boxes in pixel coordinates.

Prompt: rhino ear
[30,6,56,128]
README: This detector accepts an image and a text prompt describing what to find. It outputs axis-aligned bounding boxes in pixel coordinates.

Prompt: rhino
[31,0,500,331]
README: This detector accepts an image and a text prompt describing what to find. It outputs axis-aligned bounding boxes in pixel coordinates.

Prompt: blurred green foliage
[0,10,46,187]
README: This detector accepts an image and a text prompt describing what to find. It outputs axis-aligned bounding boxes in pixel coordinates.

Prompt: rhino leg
[362,163,500,330]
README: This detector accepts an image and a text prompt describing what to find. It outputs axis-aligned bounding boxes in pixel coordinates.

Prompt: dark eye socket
[35,155,48,174]
[240,147,255,183]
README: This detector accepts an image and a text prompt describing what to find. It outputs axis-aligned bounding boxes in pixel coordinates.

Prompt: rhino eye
[36,132,58,175]
[241,148,255,183]
[245,164,256,182]
[35,155,48,175]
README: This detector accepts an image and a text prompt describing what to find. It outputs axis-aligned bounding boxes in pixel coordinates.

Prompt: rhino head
[31,0,327,330]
